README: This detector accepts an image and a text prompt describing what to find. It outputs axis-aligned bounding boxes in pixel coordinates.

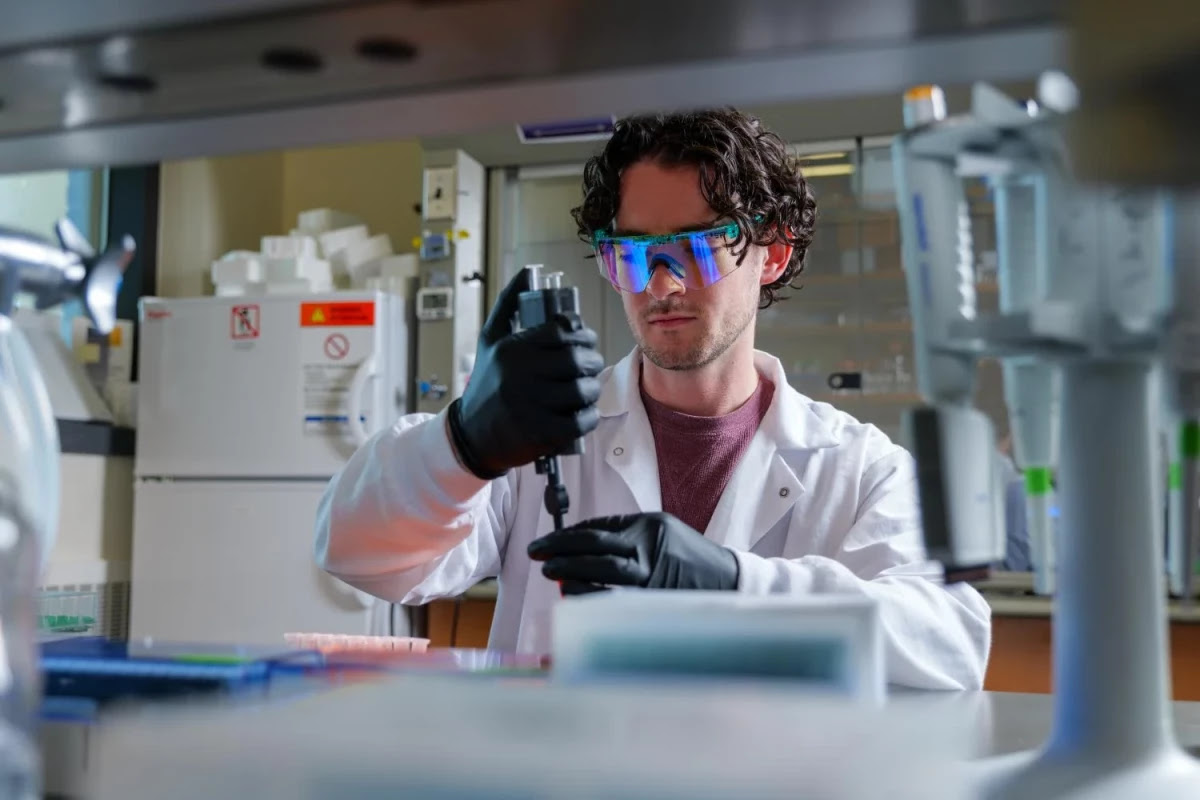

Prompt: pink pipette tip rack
[284,633,431,654]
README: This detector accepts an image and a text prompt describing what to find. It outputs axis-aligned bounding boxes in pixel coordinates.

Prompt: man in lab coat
[315,109,991,690]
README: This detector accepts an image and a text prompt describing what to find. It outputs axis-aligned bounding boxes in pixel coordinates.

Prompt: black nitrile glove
[527,512,740,591]
[447,269,604,479]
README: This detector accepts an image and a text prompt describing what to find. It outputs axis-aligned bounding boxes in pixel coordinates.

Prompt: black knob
[828,372,862,391]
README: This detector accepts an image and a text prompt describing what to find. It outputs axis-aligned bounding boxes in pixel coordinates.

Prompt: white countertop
[52,686,1200,799]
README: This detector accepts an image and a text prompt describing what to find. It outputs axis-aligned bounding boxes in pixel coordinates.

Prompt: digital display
[423,293,448,308]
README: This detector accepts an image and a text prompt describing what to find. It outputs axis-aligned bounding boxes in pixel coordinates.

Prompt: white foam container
[552,590,885,705]
[317,225,370,259]
[296,208,362,235]
[210,251,263,285]
[261,235,318,260]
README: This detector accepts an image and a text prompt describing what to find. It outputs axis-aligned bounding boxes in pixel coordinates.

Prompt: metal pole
[1049,359,1173,757]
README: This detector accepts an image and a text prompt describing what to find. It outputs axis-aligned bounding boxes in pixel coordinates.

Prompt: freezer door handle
[348,352,377,446]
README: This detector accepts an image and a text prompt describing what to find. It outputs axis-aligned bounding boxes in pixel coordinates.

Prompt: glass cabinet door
[491,168,636,369]
[757,139,918,442]
[757,138,1010,447]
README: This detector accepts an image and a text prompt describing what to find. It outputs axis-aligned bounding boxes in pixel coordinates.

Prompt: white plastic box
[552,590,885,705]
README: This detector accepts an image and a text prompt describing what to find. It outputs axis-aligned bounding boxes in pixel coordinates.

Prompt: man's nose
[645,257,685,301]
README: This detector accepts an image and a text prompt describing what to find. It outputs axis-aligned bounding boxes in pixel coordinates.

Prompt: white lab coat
[315,350,991,690]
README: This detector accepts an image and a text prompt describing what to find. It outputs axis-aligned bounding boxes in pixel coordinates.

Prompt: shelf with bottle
[810,391,924,405]
[765,318,913,335]
[814,205,995,226]
[798,270,999,294]
[788,348,917,400]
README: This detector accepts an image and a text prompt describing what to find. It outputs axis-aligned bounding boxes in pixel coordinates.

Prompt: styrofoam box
[298,258,333,284]
[210,251,263,285]
[296,208,362,235]
[343,234,393,270]
[317,224,370,259]
[261,235,318,260]
[344,237,397,287]
[214,282,267,297]
[264,281,323,295]
[552,590,885,705]
[256,256,333,285]
[260,257,298,283]
[359,254,419,292]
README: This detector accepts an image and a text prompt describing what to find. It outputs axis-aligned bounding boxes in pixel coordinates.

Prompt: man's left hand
[527,512,740,592]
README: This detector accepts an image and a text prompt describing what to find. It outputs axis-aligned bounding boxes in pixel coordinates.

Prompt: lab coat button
[613,446,624,456]
[779,487,790,497]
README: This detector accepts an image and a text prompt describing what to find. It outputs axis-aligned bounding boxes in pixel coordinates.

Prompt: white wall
[157,153,285,297]
[156,141,425,298]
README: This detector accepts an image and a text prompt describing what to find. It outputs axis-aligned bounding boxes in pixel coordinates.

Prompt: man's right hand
[447,269,605,479]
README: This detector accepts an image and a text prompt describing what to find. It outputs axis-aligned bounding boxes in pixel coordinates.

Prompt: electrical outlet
[423,167,457,220]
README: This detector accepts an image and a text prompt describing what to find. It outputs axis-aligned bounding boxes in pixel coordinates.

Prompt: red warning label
[300,301,375,327]
[231,304,260,339]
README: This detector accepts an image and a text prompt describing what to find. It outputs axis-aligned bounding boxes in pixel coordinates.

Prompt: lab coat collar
[594,348,842,550]
[596,348,843,453]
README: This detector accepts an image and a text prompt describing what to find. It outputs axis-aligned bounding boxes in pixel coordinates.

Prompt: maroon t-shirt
[640,375,775,534]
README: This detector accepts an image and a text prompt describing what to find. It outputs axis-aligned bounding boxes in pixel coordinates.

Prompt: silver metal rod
[1050,360,1173,756]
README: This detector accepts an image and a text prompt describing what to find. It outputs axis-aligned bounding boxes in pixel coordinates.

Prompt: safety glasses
[593,222,743,293]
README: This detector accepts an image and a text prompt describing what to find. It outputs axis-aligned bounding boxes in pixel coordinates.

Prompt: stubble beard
[632,295,757,372]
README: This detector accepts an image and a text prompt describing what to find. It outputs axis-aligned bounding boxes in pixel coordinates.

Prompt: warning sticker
[231,304,260,339]
[323,333,350,360]
[301,301,375,327]
[301,322,375,436]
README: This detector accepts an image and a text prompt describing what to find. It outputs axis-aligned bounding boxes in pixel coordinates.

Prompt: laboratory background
[2,1,1200,798]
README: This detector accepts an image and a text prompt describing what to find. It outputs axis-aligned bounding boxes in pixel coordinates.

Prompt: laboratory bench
[426,575,1200,701]
[422,578,499,648]
[42,686,1200,797]
[977,571,1200,701]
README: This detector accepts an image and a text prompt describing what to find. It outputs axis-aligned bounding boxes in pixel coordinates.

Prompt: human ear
[759,239,793,286]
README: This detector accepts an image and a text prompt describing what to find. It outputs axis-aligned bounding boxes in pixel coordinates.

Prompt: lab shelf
[981,593,1200,624]
[817,209,996,225]
[764,321,913,335]
[799,271,998,294]
[810,392,923,405]
[976,571,1200,622]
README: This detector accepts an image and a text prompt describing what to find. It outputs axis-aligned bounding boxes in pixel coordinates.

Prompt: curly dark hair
[571,108,817,309]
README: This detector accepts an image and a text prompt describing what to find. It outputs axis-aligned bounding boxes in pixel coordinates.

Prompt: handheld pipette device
[991,148,1061,596]
[515,264,586,532]
[893,76,1200,798]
